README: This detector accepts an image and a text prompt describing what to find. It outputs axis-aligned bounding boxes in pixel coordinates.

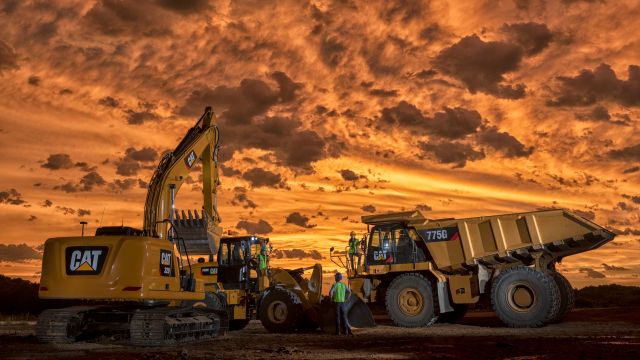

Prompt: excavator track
[36,306,95,343]
[130,307,222,346]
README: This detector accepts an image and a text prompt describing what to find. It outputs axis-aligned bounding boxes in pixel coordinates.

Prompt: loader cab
[216,236,268,290]
[365,224,427,268]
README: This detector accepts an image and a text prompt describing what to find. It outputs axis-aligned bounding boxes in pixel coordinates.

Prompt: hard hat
[350,231,356,236]
[335,272,342,281]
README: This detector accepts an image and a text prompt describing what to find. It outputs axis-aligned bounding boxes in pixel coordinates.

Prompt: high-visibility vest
[258,254,267,270]
[348,238,358,254]
[332,281,347,303]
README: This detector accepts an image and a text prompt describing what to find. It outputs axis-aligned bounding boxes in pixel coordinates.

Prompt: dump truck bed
[363,209,615,272]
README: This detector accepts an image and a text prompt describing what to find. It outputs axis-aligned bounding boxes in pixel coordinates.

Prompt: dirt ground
[1,307,639,360]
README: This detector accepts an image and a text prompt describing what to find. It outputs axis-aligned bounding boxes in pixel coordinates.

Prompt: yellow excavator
[37,107,227,345]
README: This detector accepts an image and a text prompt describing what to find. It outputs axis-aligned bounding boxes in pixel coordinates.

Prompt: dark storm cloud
[380,103,482,139]
[580,267,606,279]
[98,96,120,108]
[177,72,302,120]
[115,147,158,176]
[235,219,273,235]
[27,75,41,86]
[74,162,97,172]
[547,64,640,107]
[271,249,323,260]
[0,40,19,74]
[476,127,533,158]
[623,166,640,174]
[607,144,640,162]
[222,116,331,173]
[0,189,25,205]
[27,215,37,222]
[339,169,360,181]
[1,0,20,14]
[54,171,106,193]
[156,0,211,14]
[41,153,74,170]
[320,36,347,67]
[242,168,285,188]
[83,0,174,37]
[230,186,257,209]
[77,209,91,217]
[575,105,610,122]
[361,204,376,213]
[0,243,40,262]
[285,212,316,228]
[602,263,628,271]
[433,35,526,99]
[428,107,483,139]
[124,109,160,125]
[41,199,53,207]
[55,206,75,215]
[501,22,553,56]
[622,194,640,204]
[179,74,326,172]
[381,0,427,23]
[369,88,398,97]
[108,178,138,192]
[418,140,485,168]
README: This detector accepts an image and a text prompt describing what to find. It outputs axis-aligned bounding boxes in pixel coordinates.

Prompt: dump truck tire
[385,273,438,327]
[550,271,575,323]
[438,304,468,324]
[229,319,250,331]
[491,266,561,328]
[259,288,302,333]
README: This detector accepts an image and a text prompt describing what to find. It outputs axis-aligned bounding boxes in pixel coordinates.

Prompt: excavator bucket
[318,295,375,333]
[173,209,218,254]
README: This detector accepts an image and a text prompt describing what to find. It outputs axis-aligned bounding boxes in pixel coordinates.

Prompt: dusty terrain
[1,308,639,360]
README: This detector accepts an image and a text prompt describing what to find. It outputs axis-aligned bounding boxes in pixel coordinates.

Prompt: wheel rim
[507,282,536,311]
[267,300,288,324]
[398,288,424,316]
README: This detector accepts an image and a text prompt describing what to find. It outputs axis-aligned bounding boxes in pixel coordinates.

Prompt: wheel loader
[333,209,615,328]
[36,107,229,345]
[190,235,375,333]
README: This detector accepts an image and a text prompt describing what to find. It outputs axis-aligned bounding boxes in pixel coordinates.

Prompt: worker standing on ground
[330,272,353,336]
[348,231,361,273]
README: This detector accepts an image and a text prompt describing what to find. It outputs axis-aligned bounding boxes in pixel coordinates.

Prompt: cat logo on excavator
[65,246,108,275]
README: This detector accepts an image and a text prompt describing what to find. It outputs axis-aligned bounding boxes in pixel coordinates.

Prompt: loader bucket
[318,295,375,333]
[345,295,375,328]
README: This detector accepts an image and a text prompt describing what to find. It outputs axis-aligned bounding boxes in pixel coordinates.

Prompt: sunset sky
[0,0,639,288]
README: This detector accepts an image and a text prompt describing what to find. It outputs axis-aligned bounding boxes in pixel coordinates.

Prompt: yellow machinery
[191,235,375,333]
[37,107,226,345]
[333,209,615,328]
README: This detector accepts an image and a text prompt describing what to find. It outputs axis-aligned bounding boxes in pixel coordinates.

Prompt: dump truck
[332,209,615,328]
[37,107,228,345]
[191,235,375,333]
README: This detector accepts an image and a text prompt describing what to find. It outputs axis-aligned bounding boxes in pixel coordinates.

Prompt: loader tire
[259,288,303,333]
[438,304,468,324]
[385,273,438,328]
[491,266,561,328]
[549,271,575,323]
[229,319,250,331]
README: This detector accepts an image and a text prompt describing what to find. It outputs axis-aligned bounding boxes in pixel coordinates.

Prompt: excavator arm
[143,106,223,254]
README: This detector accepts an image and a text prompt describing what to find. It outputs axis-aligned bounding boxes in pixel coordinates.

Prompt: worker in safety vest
[329,272,353,336]
[257,248,268,277]
[348,231,361,273]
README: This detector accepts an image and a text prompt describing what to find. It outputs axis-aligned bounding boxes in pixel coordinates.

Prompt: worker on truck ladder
[348,231,361,273]
[330,272,354,336]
